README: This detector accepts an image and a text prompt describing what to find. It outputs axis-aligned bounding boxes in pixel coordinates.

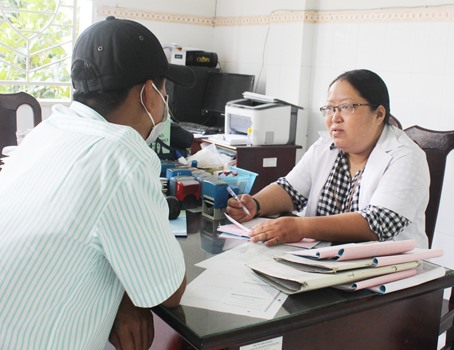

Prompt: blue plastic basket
[220,166,258,194]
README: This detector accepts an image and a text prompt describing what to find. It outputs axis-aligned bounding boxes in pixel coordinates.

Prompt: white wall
[92,0,215,50]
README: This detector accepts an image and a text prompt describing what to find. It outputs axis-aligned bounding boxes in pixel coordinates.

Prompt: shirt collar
[68,101,107,122]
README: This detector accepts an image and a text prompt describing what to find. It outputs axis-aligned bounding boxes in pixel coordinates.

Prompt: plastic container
[220,166,258,194]
[199,165,223,174]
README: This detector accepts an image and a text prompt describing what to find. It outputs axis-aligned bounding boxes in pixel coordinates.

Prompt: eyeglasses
[319,103,378,118]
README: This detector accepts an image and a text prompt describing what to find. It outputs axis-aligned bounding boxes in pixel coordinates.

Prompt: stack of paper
[217,214,321,249]
[247,240,445,295]
[180,242,298,319]
[208,133,248,146]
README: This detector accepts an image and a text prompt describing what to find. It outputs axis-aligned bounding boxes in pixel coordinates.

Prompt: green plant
[0,0,76,99]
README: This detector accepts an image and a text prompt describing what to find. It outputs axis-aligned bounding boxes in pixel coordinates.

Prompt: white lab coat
[286,125,430,248]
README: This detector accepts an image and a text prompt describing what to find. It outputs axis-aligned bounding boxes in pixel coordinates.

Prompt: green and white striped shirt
[0,102,185,349]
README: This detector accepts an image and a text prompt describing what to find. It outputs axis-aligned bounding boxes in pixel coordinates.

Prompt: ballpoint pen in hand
[226,186,251,216]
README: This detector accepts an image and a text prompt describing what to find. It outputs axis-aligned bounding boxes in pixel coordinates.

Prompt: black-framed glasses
[319,103,378,117]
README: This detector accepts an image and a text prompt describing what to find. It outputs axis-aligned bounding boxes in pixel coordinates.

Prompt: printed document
[180,242,296,319]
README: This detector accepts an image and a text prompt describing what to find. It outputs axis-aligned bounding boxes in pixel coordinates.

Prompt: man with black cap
[0,17,195,349]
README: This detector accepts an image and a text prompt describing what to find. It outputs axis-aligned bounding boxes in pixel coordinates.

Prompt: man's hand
[109,293,154,350]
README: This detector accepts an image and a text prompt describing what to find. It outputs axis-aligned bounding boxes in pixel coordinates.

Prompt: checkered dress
[277,150,410,241]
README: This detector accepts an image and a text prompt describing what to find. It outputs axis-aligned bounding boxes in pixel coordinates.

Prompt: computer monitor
[166,66,218,124]
[201,72,255,126]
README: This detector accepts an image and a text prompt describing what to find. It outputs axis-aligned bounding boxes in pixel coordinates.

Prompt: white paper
[218,232,249,240]
[180,267,287,319]
[180,242,297,319]
[240,336,283,350]
[208,134,248,146]
[219,216,320,248]
[224,213,252,232]
[283,239,321,249]
[196,242,297,272]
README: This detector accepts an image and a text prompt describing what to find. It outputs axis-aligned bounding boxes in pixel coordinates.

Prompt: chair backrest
[389,114,403,129]
[404,125,454,248]
[0,92,42,154]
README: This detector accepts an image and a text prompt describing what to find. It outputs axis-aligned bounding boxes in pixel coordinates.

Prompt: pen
[226,186,251,216]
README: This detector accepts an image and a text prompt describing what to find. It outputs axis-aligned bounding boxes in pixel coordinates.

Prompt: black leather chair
[389,114,402,129]
[404,125,454,350]
[0,92,42,155]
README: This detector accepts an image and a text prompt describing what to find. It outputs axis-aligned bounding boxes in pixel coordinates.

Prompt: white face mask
[140,83,169,145]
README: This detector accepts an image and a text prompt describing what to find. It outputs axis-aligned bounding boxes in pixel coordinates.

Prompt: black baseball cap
[71,16,195,93]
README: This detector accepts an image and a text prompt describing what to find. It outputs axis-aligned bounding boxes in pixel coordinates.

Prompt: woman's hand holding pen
[249,216,304,247]
[226,193,306,246]
[226,194,256,222]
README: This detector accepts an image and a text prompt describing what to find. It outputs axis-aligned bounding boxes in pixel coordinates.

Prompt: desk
[153,215,454,350]
[191,138,302,194]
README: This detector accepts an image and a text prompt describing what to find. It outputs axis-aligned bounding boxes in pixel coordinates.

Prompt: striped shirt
[0,102,185,349]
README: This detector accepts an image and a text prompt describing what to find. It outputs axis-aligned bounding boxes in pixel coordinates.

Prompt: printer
[224,93,303,145]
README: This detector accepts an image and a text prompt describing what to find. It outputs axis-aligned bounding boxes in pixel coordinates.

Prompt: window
[0,0,78,99]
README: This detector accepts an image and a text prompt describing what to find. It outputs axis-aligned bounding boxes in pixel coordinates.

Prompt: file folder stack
[247,240,445,295]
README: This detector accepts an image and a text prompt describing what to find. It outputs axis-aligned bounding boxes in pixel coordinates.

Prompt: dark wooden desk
[153,215,454,350]
[191,138,302,194]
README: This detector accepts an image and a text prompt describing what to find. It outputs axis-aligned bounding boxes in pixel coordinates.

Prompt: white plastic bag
[187,143,232,170]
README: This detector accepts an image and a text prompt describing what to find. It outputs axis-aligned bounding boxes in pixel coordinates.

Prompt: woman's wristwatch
[252,197,261,217]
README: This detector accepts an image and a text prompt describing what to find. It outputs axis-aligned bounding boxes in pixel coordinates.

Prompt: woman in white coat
[226,69,430,248]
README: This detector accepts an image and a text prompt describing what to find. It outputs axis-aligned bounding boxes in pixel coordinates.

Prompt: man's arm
[109,293,154,350]
[109,276,187,350]
[161,275,187,308]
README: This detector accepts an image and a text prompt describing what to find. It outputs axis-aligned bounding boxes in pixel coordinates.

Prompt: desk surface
[154,215,454,350]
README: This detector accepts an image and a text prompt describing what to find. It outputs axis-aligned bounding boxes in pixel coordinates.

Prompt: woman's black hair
[329,69,391,124]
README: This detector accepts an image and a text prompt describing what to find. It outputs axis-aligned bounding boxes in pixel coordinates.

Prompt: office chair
[0,92,42,155]
[389,114,402,129]
[404,125,454,350]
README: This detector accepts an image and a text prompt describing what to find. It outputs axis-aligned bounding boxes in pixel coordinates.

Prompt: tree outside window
[0,0,77,99]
